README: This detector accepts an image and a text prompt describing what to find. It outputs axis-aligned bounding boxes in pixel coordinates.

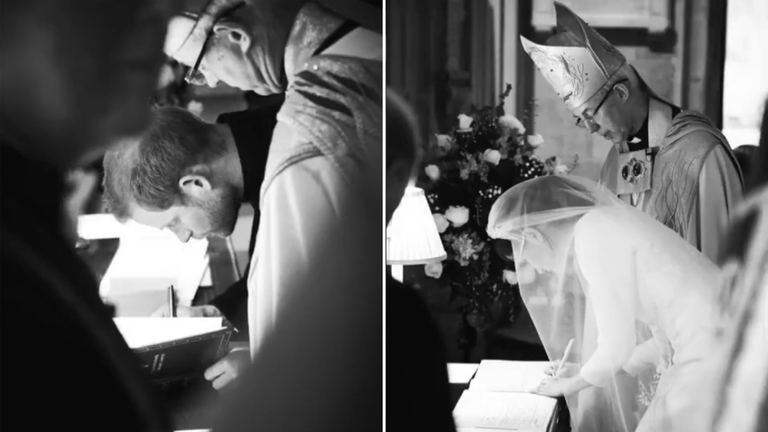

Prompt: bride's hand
[530,377,565,397]
[544,360,579,378]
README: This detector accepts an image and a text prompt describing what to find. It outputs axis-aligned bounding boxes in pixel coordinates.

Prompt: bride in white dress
[486,175,725,432]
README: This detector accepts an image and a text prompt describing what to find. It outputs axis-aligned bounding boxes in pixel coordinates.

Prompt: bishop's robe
[246,3,382,356]
[599,105,744,263]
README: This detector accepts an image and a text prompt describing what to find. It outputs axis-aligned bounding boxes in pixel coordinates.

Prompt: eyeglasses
[574,78,629,131]
[183,1,246,86]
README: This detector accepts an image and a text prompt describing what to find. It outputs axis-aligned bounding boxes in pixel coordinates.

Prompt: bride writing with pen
[487,175,726,432]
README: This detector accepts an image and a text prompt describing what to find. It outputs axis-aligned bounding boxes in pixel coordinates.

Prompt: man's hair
[386,90,421,168]
[102,106,226,220]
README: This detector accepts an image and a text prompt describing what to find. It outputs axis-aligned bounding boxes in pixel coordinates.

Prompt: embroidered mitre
[520,2,629,113]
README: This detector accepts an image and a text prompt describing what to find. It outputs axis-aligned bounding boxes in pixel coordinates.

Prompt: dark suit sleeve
[209,209,260,334]
[210,270,250,334]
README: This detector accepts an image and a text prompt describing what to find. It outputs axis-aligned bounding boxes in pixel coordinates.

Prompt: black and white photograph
[2,0,382,431]
[0,0,766,432]
[386,0,767,431]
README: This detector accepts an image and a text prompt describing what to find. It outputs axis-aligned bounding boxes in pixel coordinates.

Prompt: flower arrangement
[419,84,578,338]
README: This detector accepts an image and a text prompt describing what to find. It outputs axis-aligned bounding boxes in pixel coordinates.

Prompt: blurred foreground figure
[707,101,768,432]
[385,91,457,432]
[0,1,177,430]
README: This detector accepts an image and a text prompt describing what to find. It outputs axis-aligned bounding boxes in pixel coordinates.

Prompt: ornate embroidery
[639,370,663,407]
[621,157,647,185]
[527,46,586,104]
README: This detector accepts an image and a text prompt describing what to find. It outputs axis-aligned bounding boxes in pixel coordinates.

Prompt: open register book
[453,360,561,432]
[114,317,232,385]
[78,214,210,317]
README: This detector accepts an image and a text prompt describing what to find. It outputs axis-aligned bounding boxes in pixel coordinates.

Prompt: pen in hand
[167,285,176,318]
[555,338,575,377]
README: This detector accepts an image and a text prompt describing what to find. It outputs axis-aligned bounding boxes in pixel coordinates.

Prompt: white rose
[433,213,449,233]
[503,270,518,285]
[444,206,470,228]
[517,265,537,284]
[424,164,441,181]
[436,134,453,150]
[555,164,569,175]
[526,295,549,308]
[527,134,545,147]
[424,262,444,279]
[457,114,474,130]
[483,149,502,165]
[499,115,525,134]
[187,100,204,117]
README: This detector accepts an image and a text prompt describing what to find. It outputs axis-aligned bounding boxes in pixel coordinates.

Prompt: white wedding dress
[487,175,725,432]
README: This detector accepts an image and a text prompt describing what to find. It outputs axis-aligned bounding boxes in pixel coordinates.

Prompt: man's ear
[179,174,212,199]
[213,21,251,53]
[614,82,630,103]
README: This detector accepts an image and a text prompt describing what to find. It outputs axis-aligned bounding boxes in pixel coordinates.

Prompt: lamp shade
[386,187,447,265]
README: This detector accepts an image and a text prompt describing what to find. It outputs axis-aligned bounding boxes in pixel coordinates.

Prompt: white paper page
[469,360,551,393]
[100,232,209,315]
[453,390,557,431]
[200,266,213,287]
[114,317,224,349]
[448,363,480,384]
[77,213,125,239]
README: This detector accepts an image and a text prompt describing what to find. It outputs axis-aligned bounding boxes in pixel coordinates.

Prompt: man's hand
[151,304,222,318]
[204,349,251,390]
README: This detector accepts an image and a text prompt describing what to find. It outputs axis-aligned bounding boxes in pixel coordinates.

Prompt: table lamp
[386,186,447,282]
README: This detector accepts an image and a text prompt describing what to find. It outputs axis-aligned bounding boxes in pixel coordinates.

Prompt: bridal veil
[487,175,726,432]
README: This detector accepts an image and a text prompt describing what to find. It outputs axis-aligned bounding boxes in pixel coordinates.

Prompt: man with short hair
[103,101,281,389]
[521,2,743,262]
[1,0,177,430]
[162,0,382,359]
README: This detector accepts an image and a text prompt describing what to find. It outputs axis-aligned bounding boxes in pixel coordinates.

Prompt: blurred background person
[708,100,768,432]
[1,1,178,430]
[386,90,457,431]
[732,145,757,181]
